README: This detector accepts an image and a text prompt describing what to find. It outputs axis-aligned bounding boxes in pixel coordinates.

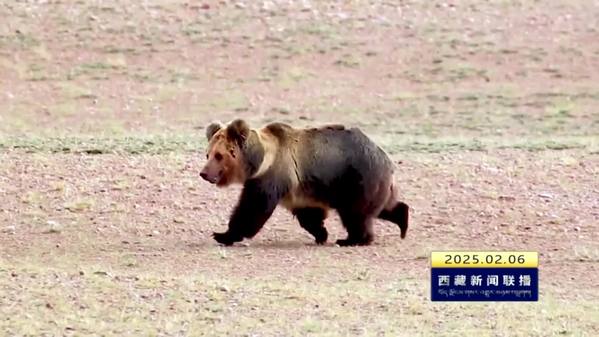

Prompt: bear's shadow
[188,240,338,250]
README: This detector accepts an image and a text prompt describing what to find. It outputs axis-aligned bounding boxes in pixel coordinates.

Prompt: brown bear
[200,119,409,246]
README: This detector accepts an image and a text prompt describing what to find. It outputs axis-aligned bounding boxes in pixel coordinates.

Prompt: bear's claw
[314,230,328,245]
[212,232,241,246]
[336,237,372,247]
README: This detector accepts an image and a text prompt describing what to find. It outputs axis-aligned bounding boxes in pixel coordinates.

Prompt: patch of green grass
[300,23,338,39]
[334,54,361,68]
[0,135,206,155]
[155,83,186,103]
[0,31,40,49]
[168,68,199,83]
[103,45,137,54]
[67,61,125,80]
[206,90,249,112]
[47,101,79,117]
[373,135,597,153]
[64,198,95,212]
[277,66,312,88]
[1,135,597,155]
[1,261,598,336]
[445,63,489,82]
[24,62,59,81]
[392,91,419,102]
[546,100,575,117]
[59,82,97,100]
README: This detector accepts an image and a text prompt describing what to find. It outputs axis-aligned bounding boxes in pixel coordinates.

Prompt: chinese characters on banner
[431,252,539,301]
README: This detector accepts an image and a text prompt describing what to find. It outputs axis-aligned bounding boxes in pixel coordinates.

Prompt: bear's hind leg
[378,201,409,239]
[337,211,375,246]
[293,207,328,244]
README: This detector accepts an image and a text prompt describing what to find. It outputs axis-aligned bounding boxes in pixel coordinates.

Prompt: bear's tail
[378,201,409,239]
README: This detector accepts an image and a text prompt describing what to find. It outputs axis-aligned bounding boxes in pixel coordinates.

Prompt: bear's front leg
[213,178,286,245]
[212,232,243,246]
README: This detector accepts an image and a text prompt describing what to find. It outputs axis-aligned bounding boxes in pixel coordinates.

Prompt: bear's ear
[226,119,250,147]
[205,122,223,140]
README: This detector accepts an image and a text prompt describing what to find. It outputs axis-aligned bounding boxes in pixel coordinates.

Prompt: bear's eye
[214,153,223,161]
[229,149,236,158]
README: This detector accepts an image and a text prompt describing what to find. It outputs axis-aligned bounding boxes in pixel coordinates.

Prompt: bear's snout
[200,169,221,184]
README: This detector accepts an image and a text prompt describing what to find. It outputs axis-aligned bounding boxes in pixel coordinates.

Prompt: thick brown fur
[200,119,409,246]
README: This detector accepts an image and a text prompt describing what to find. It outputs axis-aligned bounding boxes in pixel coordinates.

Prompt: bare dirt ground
[1,1,598,336]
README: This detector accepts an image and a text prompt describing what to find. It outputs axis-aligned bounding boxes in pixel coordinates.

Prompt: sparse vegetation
[0,0,598,336]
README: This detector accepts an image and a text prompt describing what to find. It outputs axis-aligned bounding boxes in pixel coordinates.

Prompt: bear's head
[200,119,252,187]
